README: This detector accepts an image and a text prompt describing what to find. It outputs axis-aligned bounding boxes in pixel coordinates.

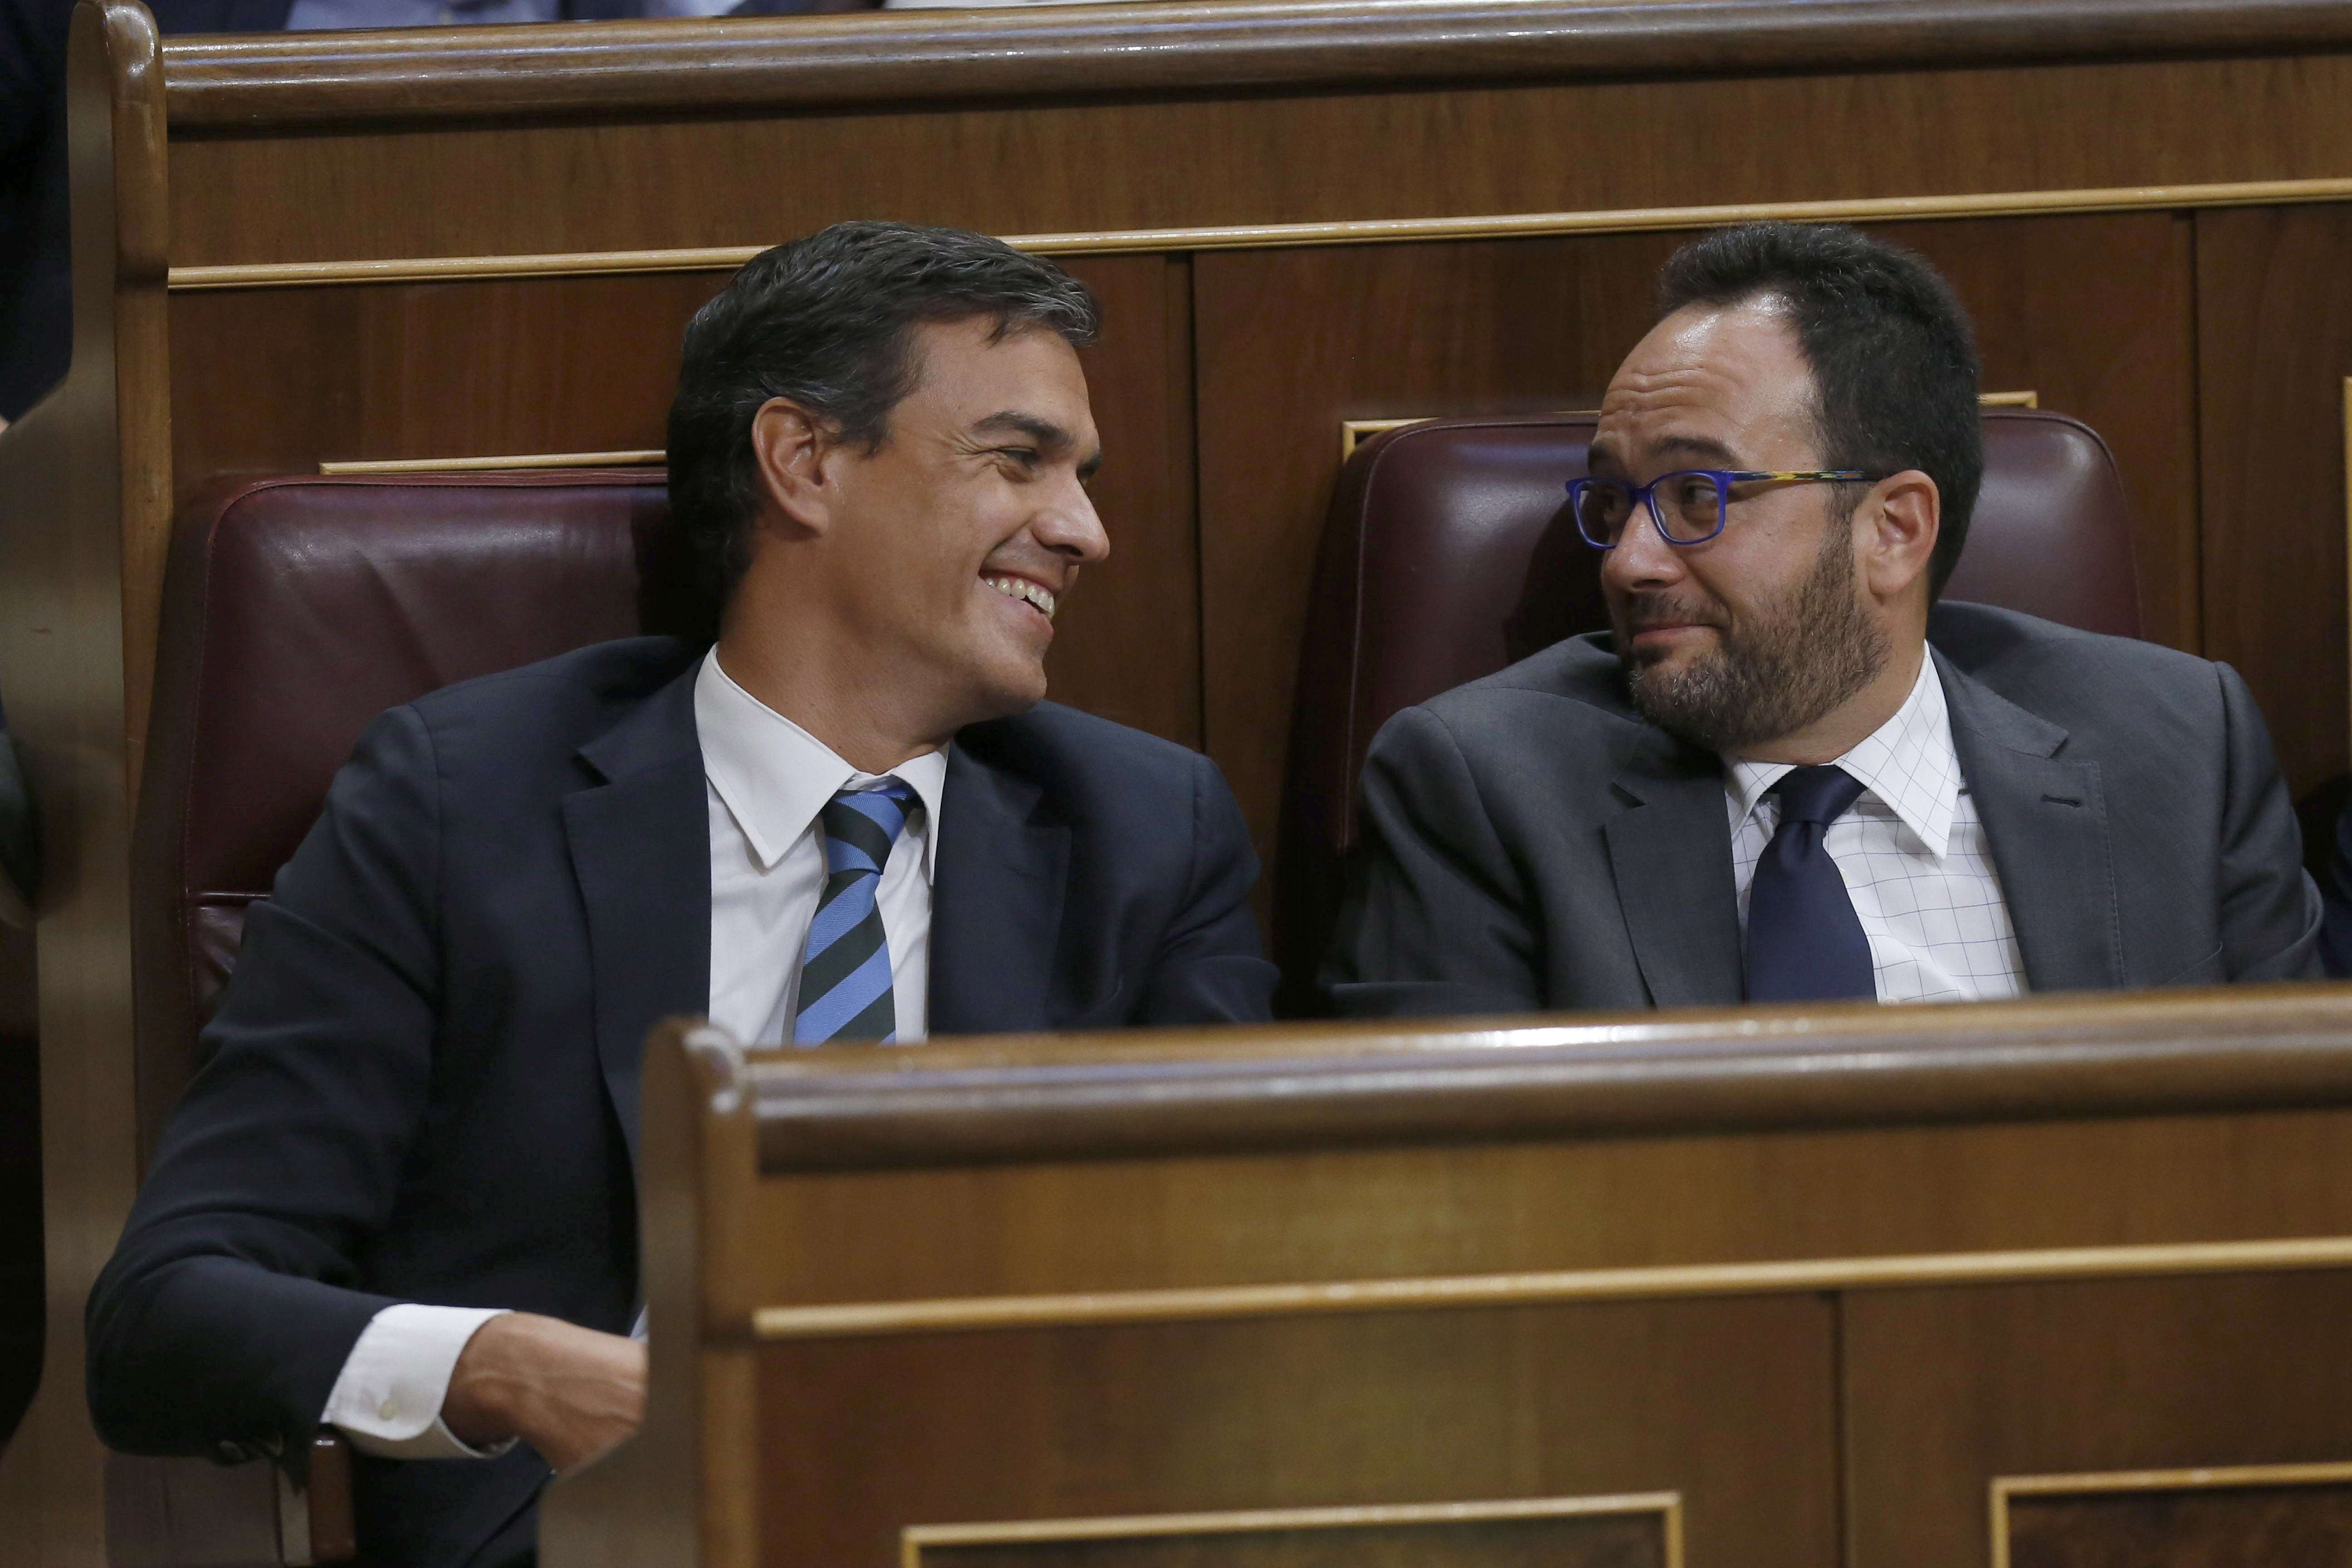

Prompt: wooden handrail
[157,0,2352,129]
[747,985,2352,1169]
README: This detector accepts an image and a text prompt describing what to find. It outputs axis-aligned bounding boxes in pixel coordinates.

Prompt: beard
[1615,521,1890,756]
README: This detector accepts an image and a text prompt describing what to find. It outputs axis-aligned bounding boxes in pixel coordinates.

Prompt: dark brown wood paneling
[1888,213,2199,652]
[2195,205,2352,798]
[1844,1271,2352,1568]
[167,273,715,482]
[2008,1481,2352,1568]
[757,1298,1835,1568]
[162,54,2352,270]
[740,1105,2352,1310]
[1051,254,1201,746]
[1196,213,2200,880]
[164,254,1200,746]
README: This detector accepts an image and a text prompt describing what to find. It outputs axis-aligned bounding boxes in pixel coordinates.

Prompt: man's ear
[750,397,841,536]
[1860,469,1940,603]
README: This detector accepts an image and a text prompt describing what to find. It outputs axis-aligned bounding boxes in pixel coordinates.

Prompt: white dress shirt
[1725,654,2026,1005]
[697,647,948,1046]
[322,647,946,1458]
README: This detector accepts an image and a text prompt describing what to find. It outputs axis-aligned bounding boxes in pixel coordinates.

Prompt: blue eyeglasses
[1566,470,1879,548]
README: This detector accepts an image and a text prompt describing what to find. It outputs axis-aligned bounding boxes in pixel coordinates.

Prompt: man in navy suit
[87,221,1275,1567]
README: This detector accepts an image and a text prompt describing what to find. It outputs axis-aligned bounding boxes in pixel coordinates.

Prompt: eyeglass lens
[1574,473,1726,545]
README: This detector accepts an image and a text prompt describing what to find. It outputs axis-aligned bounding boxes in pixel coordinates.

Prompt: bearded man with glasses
[1326,220,2319,1016]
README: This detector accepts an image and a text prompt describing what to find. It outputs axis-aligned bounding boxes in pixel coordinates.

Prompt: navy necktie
[793,778,918,1045]
[1744,764,1875,1003]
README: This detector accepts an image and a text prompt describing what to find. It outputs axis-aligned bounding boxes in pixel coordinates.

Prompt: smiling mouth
[983,573,1058,621]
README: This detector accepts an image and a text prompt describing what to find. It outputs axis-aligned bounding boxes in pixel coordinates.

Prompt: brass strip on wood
[316,449,664,475]
[1989,1459,2352,1568]
[1339,392,2038,463]
[749,1234,2352,1342]
[902,1491,1683,1568]
[166,178,2352,292]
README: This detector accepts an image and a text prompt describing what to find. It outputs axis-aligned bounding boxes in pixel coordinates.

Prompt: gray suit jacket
[1326,602,2323,1016]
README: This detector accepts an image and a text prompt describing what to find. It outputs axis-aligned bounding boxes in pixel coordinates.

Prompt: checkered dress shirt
[1726,655,2025,1004]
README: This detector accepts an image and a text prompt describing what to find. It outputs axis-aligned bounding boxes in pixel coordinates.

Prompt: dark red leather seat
[1274,408,2142,1004]
[132,469,698,1157]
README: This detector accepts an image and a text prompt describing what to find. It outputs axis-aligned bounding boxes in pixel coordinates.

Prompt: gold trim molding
[749,1233,2352,1343]
[1340,392,2038,463]
[903,1491,1683,1568]
[1990,1459,2352,1568]
[167,178,2352,293]
[317,449,665,475]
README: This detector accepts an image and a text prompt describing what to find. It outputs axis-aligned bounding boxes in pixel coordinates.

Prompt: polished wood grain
[735,988,2352,1171]
[1043,255,1201,747]
[150,0,2352,128]
[1888,215,2199,650]
[756,1299,1820,1567]
[1845,1272,2352,1566]
[2007,1481,2352,1568]
[158,55,2352,271]
[542,1018,2352,1568]
[2194,204,2352,797]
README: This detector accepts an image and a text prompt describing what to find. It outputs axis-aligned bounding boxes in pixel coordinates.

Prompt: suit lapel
[1600,727,1744,1007]
[1936,653,2122,993]
[562,667,711,1173]
[929,743,1068,1035]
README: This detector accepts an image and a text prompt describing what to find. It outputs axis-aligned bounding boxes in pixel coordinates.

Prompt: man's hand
[442,1312,646,1472]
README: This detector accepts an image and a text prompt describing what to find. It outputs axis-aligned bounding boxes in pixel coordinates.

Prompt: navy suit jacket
[87,637,1274,1567]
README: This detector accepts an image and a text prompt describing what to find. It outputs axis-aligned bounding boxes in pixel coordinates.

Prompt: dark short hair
[667,220,1101,604]
[1656,221,1983,598]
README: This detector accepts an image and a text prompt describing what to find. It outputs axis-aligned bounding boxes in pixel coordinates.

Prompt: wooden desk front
[548,991,2352,1568]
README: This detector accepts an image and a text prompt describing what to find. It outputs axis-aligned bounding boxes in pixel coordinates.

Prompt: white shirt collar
[1723,653,1960,860]
[693,647,949,879]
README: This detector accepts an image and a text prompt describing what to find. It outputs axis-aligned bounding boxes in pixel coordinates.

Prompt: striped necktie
[792,778,918,1045]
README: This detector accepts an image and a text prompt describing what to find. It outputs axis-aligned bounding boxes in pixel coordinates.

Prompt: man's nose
[1035,472,1109,565]
[1600,505,1683,591]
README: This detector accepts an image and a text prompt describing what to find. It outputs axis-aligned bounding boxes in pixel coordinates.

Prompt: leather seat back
[1276,408,2141,1002]
[132,470,697,1159]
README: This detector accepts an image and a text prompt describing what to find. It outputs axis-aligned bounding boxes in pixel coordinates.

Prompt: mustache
[1616,593,1728,633]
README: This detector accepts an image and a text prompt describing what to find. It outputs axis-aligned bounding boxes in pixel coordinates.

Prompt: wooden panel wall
[2195,205,2352,799]
[154,56,2352,271]
[1847,1271,2352,1565]
[759,1301,1833,1567]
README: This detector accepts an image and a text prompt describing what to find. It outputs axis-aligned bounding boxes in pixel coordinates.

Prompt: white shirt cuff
[322,1304,515,1460]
